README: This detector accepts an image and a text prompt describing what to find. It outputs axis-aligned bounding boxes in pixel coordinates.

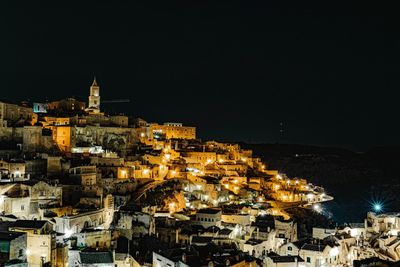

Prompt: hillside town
[0,79,396,267]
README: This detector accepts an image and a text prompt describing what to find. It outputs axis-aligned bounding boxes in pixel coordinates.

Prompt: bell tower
[88,77,100,113]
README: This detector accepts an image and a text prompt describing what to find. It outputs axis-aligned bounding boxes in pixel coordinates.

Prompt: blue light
[374,203,382,212]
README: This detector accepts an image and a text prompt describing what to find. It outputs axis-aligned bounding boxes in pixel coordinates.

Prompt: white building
[194,208,222,228]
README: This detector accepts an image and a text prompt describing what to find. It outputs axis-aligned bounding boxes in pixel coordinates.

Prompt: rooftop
[269,255,304,263]
[0,231,25,241]
[80,250,113,264]
[12,220,48,230]
[197,208,221,215]
[301,243,327,252]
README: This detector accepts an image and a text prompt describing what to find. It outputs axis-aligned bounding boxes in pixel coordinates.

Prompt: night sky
[2,1,399,150]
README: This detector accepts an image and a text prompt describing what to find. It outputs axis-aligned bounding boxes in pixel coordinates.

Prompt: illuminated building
[140,122,196,141]
[86,77,101,114]
[0,101,37,128]
[9,220,56,267]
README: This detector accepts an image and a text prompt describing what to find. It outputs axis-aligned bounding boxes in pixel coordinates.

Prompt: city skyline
[3,1,399,150]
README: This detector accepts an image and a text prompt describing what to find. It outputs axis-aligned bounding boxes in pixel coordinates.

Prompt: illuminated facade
[0,101,37,127]
[86,77,101,114]
[139,122,196,141]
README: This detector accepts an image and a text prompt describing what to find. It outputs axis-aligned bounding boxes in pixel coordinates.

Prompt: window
[21,205,24,211]
[288,246,292,251]
[307,257,311,263]
[19,249,23,257]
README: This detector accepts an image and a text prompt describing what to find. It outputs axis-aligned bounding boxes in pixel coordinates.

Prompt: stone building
[138,122,196,141]
[194,208,222,228]
[9,220,56,267]
[46,98,86,116]
[0,231,27,265]
[52,125,138,152]
[0,159,29,182]
[0,101,36,128]
[0,181,62,220]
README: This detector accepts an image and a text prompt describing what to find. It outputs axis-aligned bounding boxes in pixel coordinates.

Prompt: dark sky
[2,1,399,150]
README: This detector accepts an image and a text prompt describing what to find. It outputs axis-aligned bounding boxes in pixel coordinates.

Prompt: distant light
[64,229,73,238]
[374,203,382,212]
[313,204,322,213]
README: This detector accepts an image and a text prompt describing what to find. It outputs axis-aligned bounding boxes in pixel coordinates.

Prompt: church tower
[88,77,100,113]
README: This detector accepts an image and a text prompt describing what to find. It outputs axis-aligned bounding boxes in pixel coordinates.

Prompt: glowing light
[329,247,339,257]
[224,184,229,189]
[143,169,150,175]
[276,174,282,179]
[26,249,31,256]
[140,132,145,138]
[206,159,212,164]
[219,159,224,163]
[164,154,171,160]
[313,204,321,213]
[373,203,382,212]
[171,170,177,176]
[241,157,247,162]
[64,229,73,238]
[307,193,314,200]
[169,202,176,213]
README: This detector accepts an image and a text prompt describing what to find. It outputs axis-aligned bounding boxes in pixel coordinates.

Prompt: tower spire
[86,75,101,114]
[92,76,98,87]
